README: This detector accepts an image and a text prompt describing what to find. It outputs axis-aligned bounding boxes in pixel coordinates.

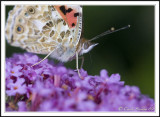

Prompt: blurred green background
[5,6,154,98]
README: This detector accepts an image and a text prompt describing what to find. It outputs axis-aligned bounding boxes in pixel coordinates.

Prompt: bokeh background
[5,6,154,99]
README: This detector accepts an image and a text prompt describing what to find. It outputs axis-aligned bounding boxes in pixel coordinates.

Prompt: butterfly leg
[31,49,55,67]
[76,51,84,79]
[80,56,84,69]
[74,56,84,71]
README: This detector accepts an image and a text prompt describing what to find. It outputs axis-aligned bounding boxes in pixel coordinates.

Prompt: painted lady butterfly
[5,5,130,79]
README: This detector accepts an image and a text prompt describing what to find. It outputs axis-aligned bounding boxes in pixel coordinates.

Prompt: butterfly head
[78,25,131,56]
[78,39,98,55]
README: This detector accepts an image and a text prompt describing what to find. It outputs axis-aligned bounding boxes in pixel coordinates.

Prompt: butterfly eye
[84,42,89,49]
[16,25,24,34]
[28,7,35,14]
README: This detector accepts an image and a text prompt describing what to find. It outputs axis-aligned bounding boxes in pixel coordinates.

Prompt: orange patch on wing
[66,10,77,28]
[54,5,78,28]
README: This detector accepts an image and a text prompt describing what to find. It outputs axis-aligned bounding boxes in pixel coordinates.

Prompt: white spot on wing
[32,20,45,31]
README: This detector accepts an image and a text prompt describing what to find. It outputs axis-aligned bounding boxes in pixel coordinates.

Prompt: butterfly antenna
[89,25,130,42]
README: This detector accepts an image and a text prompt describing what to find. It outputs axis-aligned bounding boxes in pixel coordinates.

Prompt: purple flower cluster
[5,53,154,111]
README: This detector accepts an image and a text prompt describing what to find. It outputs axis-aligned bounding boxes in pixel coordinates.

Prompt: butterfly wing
[5,5,82,61]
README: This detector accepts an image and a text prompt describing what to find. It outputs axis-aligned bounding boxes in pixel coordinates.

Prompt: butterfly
[5,5,130,79]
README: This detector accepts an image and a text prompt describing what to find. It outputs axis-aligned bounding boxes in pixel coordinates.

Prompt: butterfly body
[6,5,130,79]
